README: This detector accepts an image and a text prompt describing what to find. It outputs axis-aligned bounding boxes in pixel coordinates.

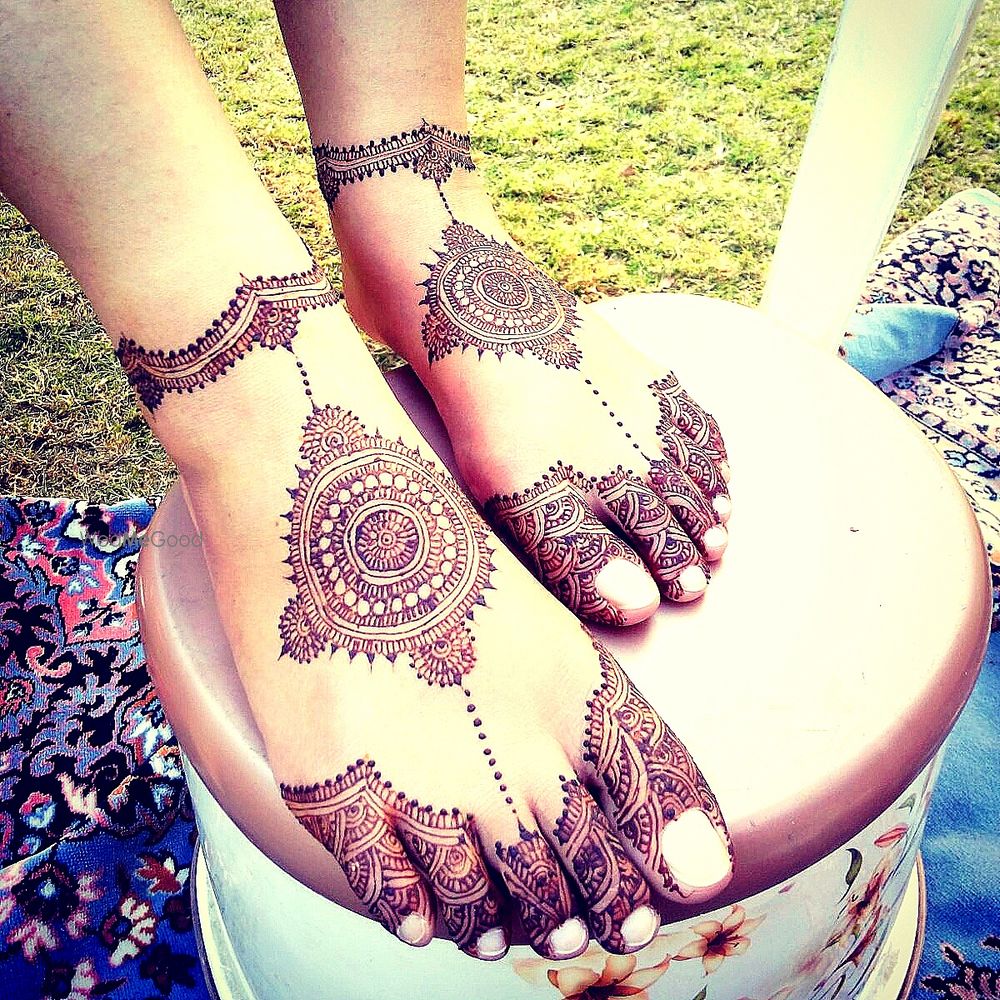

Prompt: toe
[650,374,728,466]
[581,645,734,905]
[597,471,710,603]
[658,427,730,506]
[544,775,658,953]
[281,764,436,947]
[393,805,509,960]
[486,468,659,625]
[646,460,728,561]
[493,820,588,958]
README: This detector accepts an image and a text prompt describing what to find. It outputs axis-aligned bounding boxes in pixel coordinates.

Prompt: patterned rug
[2,191,998,998]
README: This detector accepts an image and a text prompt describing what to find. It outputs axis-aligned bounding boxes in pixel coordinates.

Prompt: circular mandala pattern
[281,406,493,678]
[421,222,582,368]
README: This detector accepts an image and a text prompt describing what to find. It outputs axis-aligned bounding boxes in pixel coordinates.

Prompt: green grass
[2,0,998,497]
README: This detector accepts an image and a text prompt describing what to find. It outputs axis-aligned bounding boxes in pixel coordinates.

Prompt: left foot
[318,121,731,627]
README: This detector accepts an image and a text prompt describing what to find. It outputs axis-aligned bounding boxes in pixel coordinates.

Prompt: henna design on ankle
[651,373,728,465]
[495,823,577,953]
[584,640,731,895]
[597,469,703,599]
[280,405,494,683]
[554,777,651,952]
[282,760,503,951]
[485,466,642,626]
[115,264,340,411]
[313,120,475,208]
[421,221,582,368]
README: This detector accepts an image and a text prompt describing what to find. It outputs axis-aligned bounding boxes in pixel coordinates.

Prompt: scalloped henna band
[313,119,475,207]
[115,264,340,411]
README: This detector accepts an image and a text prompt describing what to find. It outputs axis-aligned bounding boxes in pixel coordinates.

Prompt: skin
[274,0,733,628]
[0,0,734,962]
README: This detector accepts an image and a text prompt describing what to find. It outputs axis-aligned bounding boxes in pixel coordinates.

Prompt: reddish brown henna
[554,777,652,952]
[280,405,493,681]
[645,459,719,543]
[651,373,728,464]
[420,221,581,368]
[657,425,728,500]
[313,120,475,208]
[485,466,642,625]
[495,824,578,953]
[282,760,504,950]
[597,469,704,600]
[115,264,340,411]
[583,639,731,895]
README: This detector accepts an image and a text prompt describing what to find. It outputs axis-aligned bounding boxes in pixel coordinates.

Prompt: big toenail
[659,809,732,892]
[396,913,432,946]
[712,496,732,521]
[719,461,732,483]
[703,525,728,551]
[474,927,508,960]
[595,559,659,614]
[547,917,588,959]
[621,905,659,950]
[678,565,708,594]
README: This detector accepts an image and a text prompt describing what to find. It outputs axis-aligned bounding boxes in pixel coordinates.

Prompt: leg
[275,0,732,629]
[1,0,732,960]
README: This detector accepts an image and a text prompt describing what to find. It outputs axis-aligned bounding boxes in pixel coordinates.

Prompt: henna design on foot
[553,777,653,952]
[313,120,475,208]
[115,264,340,411]
[495,823,579,954]
[282,760,504,951]
[485,466,642,625]
[651,373,728,465]
[583,640,731,896]
[281,405,494,682]
[420,221,582,368]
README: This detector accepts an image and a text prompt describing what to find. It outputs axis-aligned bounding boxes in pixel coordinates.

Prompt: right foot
[122,262,733,961]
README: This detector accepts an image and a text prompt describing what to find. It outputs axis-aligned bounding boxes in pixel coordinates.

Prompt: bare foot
[120,263,733,962]
[317,121,732,628]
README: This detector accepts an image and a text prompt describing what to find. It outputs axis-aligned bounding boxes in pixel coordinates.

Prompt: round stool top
[137,293,989,925]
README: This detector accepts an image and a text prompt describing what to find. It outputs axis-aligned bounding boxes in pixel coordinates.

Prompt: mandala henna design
[495,823,577,952]
[651,373,728,464]
[554,777,651,952]
[115,264,340,411]
[420,221,582,368]
[282,760,503,950]
[583,640,731,895]
[313,119,475,208]
[281,405,494,682]
[485,466,641,626]
[597,469,703,599]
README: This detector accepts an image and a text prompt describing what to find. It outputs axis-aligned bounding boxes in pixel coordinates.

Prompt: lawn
[1,0,998,498]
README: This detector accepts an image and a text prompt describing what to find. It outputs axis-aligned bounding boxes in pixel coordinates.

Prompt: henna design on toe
[651,373,728,464]
[282,760,503,950]
[313,120,475,208]
[115,264,340,411]
[485,466,642,625]
[420,221,582,368]
[554,777,651,952]
[281,405,494,682]
[583,640,731,896]
[495,823,578,953]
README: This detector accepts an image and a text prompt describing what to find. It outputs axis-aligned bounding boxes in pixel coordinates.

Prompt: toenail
[703,525,728,552]
[719,461,732,483]
[474,927,508,960]
[547,917,589,959]
[396,913,432,946]
[620,905,659,950]
[659,809,732,892]
[678,565,708,595]
[712,495,732,521]
[595,559,659,615]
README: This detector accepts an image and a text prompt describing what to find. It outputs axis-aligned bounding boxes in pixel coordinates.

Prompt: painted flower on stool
[674,904,765,974]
